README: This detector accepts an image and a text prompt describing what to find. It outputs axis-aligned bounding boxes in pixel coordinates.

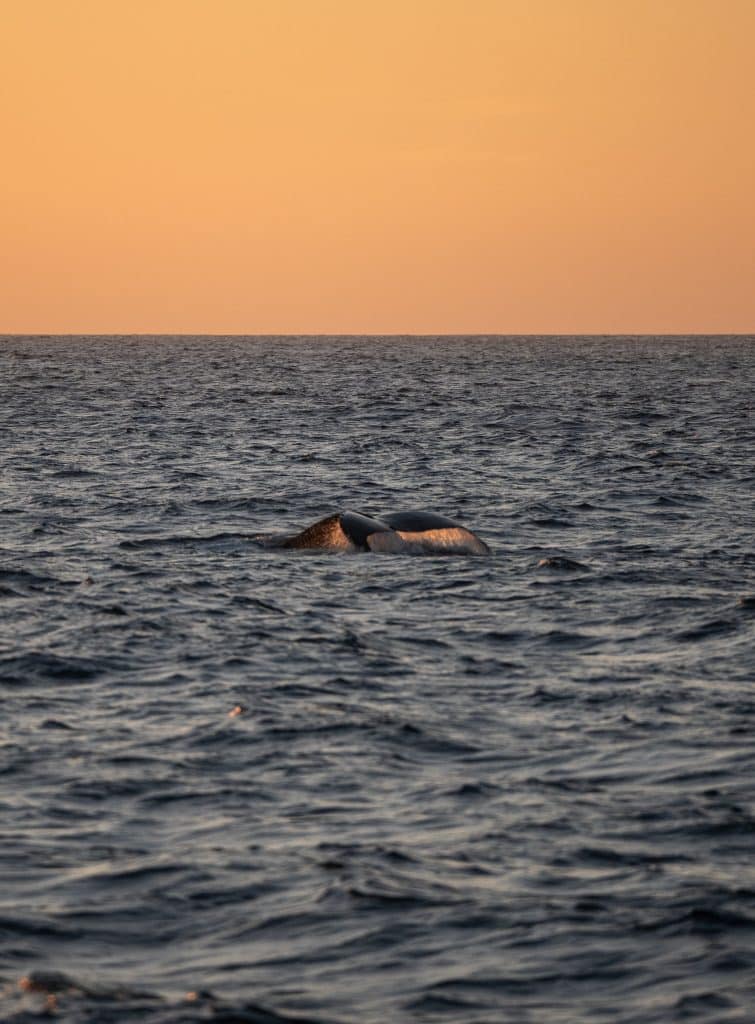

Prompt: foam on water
[0,335,754,1023]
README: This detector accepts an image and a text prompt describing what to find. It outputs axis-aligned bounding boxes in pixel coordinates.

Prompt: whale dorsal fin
[339,512,392,549]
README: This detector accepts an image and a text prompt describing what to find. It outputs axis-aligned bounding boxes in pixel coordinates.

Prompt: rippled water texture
[1,335,754,1023]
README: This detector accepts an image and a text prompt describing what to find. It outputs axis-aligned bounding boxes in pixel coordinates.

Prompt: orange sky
[1,0,753,333]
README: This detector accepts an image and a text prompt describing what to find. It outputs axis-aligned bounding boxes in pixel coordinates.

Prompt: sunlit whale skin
[279,512,391,553]
[279,511,490,555]
[381,511,490,555]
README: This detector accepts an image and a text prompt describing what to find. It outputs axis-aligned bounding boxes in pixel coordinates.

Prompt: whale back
[383,510,490,555]
[279,510,490,555]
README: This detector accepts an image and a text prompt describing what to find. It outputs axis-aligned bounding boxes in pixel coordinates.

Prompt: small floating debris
[536,556,589,572]
[17,972,80,1012]
[18,971,78,995]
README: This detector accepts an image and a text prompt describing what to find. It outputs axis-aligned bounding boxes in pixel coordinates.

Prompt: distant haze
[2,0,753,334]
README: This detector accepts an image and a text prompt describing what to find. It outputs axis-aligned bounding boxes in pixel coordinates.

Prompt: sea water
[1,335,753,1022]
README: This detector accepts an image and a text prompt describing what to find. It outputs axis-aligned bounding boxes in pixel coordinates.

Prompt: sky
[1,0,753,334]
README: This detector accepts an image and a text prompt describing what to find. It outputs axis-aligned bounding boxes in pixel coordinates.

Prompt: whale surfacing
[279,511,490,556]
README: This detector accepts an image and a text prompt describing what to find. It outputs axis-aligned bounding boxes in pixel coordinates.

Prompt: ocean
[1,335,753,1023]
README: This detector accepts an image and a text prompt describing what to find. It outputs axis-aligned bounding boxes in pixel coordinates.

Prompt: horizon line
[2,331,754,340]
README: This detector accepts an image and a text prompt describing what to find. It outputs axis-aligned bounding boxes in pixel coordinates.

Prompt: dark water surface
[1,335,754,1023]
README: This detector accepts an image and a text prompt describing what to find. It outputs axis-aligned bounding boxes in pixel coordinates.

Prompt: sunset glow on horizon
[2,0,753,334]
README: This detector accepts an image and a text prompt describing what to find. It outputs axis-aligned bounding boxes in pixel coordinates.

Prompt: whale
[278,511,490,555]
